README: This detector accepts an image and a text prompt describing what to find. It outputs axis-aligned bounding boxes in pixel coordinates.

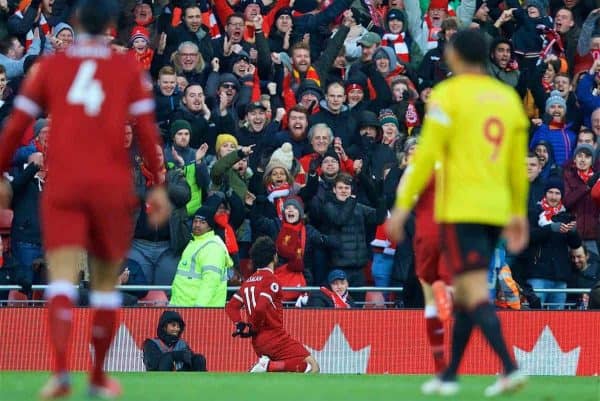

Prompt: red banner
[0,309,597,375]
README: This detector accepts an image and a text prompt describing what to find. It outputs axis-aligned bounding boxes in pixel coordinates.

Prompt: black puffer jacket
[527,210,582,282]
[320,193,386,268]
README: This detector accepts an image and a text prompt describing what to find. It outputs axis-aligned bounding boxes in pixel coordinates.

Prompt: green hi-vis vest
[182,163,202,217]
[169,231,233,307]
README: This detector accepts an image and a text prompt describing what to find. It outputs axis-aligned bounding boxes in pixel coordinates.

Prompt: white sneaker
[39,374,71,399]
[421,377,460,396]
[484,370,528,397]
[249,355,270,373]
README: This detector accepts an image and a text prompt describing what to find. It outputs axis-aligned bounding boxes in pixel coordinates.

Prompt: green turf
[0,372,598,401]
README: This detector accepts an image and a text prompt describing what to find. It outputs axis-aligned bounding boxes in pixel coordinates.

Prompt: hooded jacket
[142,310,207,371]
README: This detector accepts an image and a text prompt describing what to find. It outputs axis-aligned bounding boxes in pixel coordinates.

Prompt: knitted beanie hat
[544,178,564,195]
[269,143,294,171]
[215,134,239,154]
[379,109,400,129]
[283,196,304,220]
[129,25,150,45]
[545,90,566,113]
[169,119,192,138]
[574,143,596,163]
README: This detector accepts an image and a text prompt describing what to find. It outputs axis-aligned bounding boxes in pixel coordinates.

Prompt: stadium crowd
[0,0,600,310]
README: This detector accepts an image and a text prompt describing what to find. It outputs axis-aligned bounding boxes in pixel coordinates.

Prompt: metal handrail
[0,285,592,293]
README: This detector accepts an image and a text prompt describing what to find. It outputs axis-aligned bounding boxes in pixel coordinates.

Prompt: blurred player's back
[19,44,153,189]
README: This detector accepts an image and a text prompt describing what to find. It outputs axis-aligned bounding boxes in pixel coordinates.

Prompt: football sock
[267,358,308,372]
[425,306,446,374]
[470,302,517,374]
[441,308,473,382]
[45,280,78,375]
[89,291,121,385]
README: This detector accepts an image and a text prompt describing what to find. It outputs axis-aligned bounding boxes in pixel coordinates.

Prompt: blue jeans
[128,239,179,286]
[371,253,394,287]
[12,241,44,287]
[527,278,567,310]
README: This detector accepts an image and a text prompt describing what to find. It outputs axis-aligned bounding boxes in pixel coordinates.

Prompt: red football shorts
[41,187,136,261]
[252,330,310,361]
[440,223,502,275]
[414,234,452,285]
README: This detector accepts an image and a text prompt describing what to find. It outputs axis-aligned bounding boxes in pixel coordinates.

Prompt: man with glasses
[171,41,206,86]
[212,13,252,60]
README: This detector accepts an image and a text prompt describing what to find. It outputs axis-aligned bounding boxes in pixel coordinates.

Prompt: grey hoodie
[44,22,75,54]
[374,46,398,71]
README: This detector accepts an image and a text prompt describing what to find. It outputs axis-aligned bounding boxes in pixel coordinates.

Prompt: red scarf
[578,168,594,184]
[276,222,306,272]
[319,286,350,308]
[131,48,154,71]
[34,138,44,153]
[548,120,566,129]
[267,182,291,220]
[140,162,166,188]
[541,78,553,93]
[539,197,565,225]
[214,212,239,254]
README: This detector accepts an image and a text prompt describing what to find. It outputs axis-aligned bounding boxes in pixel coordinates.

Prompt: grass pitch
[0,372,598,401]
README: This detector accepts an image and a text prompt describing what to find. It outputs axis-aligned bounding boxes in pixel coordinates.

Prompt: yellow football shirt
[396,74,529,226]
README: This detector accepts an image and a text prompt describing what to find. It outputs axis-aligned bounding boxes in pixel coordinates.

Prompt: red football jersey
[228,268,284,332]
[0,39,162,189]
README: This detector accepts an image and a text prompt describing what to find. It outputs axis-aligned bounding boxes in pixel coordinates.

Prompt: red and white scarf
[21,12,50,50]
[267,182,291,220]
[382,33,410,63]
[538,197,565,226]
[319,286,351,308]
